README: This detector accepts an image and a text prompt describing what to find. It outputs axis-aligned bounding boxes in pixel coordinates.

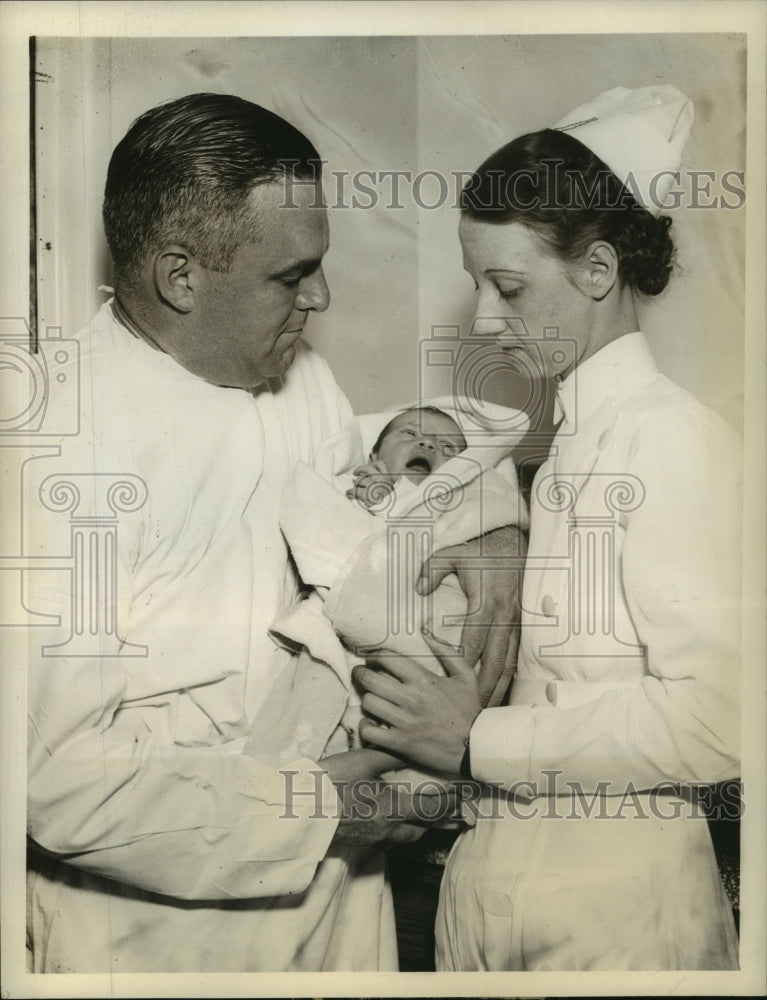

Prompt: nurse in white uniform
[354,86,741,970]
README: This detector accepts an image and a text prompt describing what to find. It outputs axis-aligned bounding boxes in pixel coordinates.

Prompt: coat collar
[554,331,658,432]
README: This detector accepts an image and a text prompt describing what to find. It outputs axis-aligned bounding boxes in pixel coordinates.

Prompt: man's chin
[277,344,297,371]
[232,346,299,389]
[256,345,298,383]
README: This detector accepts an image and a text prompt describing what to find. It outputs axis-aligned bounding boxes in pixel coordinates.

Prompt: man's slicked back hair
[103,93,322,285]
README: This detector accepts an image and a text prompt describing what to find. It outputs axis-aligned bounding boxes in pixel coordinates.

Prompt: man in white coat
[25,93,523,972]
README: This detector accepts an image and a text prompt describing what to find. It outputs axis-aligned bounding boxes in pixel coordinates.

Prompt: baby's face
[372,410,466,482]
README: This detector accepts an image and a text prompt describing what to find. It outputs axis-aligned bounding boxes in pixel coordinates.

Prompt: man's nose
[296,267,330,312]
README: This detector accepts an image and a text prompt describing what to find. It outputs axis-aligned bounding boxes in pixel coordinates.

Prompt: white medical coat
[25,303,396,972]
[437,332,741,970]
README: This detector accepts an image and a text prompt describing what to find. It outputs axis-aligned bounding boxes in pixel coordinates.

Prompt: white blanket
[246,397,529,783]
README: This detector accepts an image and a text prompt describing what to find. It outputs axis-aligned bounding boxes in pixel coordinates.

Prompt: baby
[348,405,468,508]
[245,396,529,792]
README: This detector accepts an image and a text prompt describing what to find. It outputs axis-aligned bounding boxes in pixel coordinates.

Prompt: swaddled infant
[347,405,467,509]
[245,396,528,811]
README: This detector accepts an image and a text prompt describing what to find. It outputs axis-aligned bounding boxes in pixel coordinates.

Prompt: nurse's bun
[610,211,674,297]
[461,128,675,297]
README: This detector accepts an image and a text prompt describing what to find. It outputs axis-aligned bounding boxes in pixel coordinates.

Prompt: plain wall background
[34,34,746,433]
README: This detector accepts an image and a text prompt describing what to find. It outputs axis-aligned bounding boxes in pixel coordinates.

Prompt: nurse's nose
[469,312,510,338]
[296,267,331,313]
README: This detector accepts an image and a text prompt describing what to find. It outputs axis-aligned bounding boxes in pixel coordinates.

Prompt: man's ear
[573,241,620,301]
[153,246,198,313]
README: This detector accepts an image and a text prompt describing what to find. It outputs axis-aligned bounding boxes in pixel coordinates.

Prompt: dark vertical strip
[29,35,38,352]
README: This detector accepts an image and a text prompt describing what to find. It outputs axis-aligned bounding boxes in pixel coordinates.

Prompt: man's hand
[416,524,527,707]
[322,746,404,784]
[323,747,454,847]
[345,461,398,510]
[352,636,482,777]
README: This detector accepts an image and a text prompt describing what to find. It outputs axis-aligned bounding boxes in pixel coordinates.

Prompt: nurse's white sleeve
[28,643,340,900]
[470,404,741,794]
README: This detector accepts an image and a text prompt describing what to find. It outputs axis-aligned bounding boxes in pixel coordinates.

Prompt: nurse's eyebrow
[487,268,526,276]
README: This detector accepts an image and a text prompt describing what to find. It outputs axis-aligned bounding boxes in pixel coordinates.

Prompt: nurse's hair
[103,93,321,286]
[461,129,675,296]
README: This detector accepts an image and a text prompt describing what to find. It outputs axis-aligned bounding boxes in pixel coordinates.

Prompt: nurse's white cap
[553,85,694,215]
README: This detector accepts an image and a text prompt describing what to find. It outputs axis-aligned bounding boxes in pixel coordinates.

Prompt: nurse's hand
[352,636,482,778]
[416,524,526,707]
[323,748,455,846]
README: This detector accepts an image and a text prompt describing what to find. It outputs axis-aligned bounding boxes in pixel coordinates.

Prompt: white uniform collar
[554,331,658,430]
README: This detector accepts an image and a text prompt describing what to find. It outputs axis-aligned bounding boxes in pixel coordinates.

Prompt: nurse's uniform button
[541,594,557,617]
[597,429,611,450]
[545,682,557,704]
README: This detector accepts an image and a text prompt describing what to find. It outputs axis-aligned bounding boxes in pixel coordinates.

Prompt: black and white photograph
[1,2,765,997]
